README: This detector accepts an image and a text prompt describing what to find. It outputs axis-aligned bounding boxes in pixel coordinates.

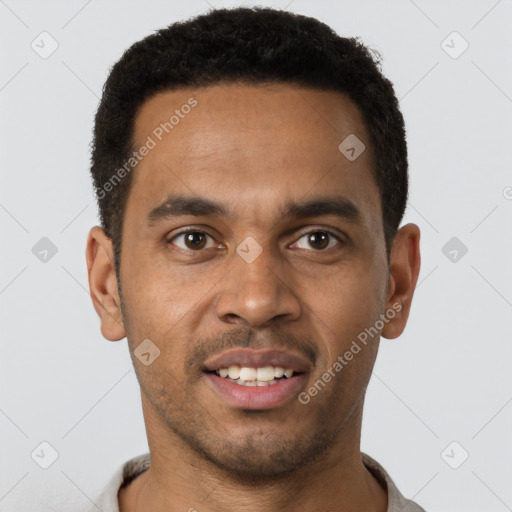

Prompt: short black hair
[90,6,408,279]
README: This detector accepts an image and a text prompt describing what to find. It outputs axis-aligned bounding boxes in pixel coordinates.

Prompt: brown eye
[184,232,206,250]
[168,230,215,251]
[294,230,341,251]
[308,232,328,250]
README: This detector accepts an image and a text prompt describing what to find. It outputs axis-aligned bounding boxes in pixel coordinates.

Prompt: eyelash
[166,227,345,252]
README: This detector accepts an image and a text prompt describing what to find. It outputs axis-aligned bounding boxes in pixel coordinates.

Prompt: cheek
[310,264,386,360]
[307,272,383,409]
[120,257,208,371]
[122,247,192,320]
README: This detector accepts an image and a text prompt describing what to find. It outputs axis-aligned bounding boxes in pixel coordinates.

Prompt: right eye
[167,229,217,251]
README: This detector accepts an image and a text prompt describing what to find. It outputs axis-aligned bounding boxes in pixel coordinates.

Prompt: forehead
[133,83,370,160]
[126,83,381,233]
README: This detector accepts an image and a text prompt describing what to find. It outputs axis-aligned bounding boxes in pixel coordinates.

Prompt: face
[87,83,420,479]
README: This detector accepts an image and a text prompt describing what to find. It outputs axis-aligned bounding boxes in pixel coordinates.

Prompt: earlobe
[86,226,126,341]
[381,223,421,340]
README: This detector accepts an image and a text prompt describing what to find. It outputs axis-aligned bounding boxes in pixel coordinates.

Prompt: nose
[215,245,301,328]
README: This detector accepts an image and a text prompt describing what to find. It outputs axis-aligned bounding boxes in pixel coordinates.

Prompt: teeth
[215,366,295,383]
[228,365,240,379]
[274,366,285,378]
[256,366,275,381]
[233,378,279,386]
[239,367,257,381]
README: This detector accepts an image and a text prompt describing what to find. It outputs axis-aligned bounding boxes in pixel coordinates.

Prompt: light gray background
[1,0,511,511]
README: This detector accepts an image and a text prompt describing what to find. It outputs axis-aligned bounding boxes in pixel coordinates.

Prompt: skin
[86,83,421,512]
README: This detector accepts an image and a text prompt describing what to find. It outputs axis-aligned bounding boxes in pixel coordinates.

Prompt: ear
[381,223,421,340]
[86,226,126,341]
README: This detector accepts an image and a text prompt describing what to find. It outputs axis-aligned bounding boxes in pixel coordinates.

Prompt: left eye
[293,230,341,251]
[169,230,217,251]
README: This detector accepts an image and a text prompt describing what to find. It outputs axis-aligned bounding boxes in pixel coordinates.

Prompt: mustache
[186,326,318,372]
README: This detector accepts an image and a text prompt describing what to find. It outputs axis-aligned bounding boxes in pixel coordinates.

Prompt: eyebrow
[283,196,361,224]
[146,193,361,227]
[147,194,228,226]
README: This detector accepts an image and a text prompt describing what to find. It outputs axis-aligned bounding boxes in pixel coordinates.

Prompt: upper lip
[203,348,312,373]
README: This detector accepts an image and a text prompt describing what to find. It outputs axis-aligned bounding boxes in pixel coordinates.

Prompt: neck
[119,398,388,512]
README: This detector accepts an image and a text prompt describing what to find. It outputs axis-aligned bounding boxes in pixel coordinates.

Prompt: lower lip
[205,373,308,410]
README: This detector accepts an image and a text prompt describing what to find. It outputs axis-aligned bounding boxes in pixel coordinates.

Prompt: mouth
[208,365,298,386]
[202,349,311,410]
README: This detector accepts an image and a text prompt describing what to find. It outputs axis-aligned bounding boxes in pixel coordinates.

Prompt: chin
[186,428,336,482]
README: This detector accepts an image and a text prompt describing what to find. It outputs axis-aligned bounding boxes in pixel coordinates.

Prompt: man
[86,6,423,512]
